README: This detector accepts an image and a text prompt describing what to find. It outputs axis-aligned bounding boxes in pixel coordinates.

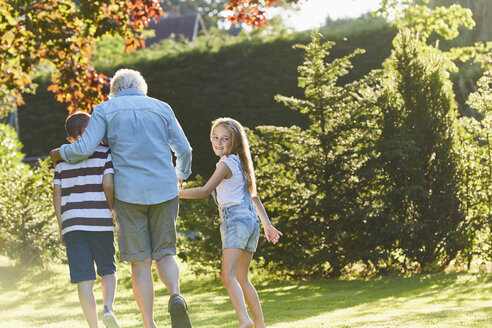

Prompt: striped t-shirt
[54,145,114,235]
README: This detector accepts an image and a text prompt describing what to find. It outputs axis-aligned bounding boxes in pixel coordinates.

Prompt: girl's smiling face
[211,124,233,157]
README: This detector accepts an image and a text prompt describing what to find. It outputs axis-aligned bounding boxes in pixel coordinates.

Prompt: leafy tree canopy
[377,0,475,41]
[1,0,164,115]
[378,0,491,86]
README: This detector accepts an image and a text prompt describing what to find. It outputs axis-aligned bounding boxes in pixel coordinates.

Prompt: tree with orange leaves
[0,0,306,115]
[1,0,164,114]
[226,0,303,28]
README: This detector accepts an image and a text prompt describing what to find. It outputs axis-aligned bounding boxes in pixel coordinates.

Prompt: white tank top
[216,154,246,207]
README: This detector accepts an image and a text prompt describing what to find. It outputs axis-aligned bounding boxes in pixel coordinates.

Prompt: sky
[274,0,382,31]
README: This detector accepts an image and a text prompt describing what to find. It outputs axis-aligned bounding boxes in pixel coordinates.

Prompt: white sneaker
[102,306,121,328]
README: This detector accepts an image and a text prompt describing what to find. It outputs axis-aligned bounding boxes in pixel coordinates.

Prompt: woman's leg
[237,251,265,328]
[78,280,99,328]
[222,248,254,328]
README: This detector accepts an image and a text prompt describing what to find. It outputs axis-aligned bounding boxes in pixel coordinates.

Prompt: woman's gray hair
[108,68,148,99]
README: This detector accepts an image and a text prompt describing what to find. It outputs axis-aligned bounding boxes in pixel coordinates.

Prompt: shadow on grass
[255,273,491,326]
[154,271,490,327]
[99,269,492,327]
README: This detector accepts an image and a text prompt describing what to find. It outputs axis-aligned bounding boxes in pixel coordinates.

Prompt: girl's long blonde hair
[211,118,257,196]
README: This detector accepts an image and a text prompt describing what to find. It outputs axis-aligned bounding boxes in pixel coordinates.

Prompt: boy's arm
[53,184,64,245]
[252,195,282,245]
[50,149,63,167]
[102,173,114,211]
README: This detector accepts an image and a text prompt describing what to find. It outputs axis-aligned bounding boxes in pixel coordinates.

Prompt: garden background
[1,0,491,327]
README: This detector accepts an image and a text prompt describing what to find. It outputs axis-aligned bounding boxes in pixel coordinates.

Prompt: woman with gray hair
[51,68,193,328]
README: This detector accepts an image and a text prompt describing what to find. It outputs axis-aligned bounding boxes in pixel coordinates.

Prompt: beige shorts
[114,196,179,262]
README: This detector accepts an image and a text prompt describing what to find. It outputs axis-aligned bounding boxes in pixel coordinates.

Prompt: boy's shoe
[102,306,121,328]
[168,294,192,328]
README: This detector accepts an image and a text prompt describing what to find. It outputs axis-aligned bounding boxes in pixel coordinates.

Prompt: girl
[179,117,282,328]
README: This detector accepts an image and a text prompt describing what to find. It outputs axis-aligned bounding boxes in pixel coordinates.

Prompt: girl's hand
[264,224,283,245]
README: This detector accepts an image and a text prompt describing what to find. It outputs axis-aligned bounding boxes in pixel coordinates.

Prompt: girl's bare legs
[222,248,254,328]
[78,280,99,328]
[237,251,266,328]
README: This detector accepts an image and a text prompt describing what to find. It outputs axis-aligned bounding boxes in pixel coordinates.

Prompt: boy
[53,111,120,328]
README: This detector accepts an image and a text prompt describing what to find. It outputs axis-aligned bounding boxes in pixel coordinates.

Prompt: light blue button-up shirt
[60,88,192,205]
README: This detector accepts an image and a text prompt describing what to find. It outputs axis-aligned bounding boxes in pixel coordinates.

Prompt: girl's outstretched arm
[179,162,231,199]
[252,196,283,245]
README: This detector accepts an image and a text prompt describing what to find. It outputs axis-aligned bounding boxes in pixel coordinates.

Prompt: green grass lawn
[0,256,490,327]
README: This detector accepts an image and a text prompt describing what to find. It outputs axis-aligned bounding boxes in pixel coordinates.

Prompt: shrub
[370,28,468,272]
[459,73,492,264]
[177,175,222,275]
[0,124,62,265]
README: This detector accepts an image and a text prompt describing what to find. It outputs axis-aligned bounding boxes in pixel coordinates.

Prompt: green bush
[0,123,26,169]
[0,124,62,265]
[250,32,383,278]
[459,73,492,263]
[369,28,468,272]
[177,175,222,275]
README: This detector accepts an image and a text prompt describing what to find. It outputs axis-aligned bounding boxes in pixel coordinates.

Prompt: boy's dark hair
[65,112,91,138]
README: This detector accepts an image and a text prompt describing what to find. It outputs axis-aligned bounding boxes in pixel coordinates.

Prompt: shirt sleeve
[53,164,61,185]
[60,106,107,164]
[218,155,240,175]
[165,103,192,180]
[103,149,114,176]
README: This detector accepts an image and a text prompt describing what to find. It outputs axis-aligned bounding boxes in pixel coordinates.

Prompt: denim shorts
[219,201,260,252]
[64,230,116,284]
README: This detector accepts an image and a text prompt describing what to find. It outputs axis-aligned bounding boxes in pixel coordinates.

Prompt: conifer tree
[373,28,467,271]
[251,32,378,277]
